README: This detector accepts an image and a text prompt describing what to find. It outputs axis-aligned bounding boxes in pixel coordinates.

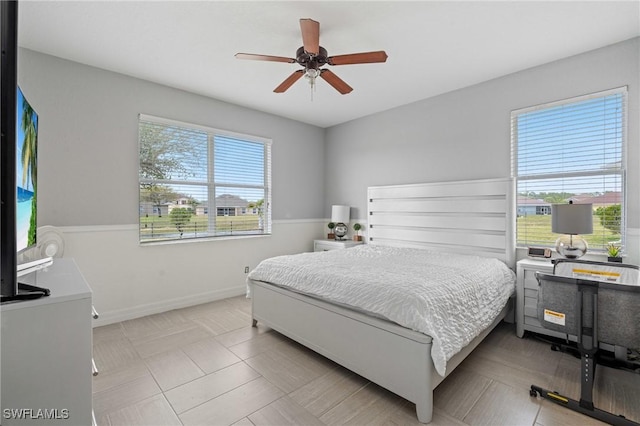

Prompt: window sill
[139,233,272,247]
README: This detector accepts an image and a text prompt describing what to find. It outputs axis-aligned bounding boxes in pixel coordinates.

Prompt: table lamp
[331,205,350,240]
[552,201,593,259]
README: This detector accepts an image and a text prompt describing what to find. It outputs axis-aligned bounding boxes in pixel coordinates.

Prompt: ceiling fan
[235,18,388,95]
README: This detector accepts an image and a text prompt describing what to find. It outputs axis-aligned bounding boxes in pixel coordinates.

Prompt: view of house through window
[138,114,272,243]
[512,87,626,252]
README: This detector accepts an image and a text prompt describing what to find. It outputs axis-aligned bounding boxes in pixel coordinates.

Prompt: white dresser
[0,258,93,425]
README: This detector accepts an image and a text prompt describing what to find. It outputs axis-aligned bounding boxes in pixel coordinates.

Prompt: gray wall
[18,48,326,226]
[22,39,638,229]
[15,39,640,321]
[17,48,327,323]
[325,38,640,227]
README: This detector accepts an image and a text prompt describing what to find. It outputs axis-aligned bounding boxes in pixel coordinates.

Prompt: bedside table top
[314,239,363,246]
[313,239,364,252]
[517,258,555,269]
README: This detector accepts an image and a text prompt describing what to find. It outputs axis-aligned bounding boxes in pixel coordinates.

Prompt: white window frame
[511,87,627,252]
[138,114,272,244]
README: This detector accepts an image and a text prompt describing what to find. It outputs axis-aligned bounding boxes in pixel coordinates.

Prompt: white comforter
[248,245,515,376]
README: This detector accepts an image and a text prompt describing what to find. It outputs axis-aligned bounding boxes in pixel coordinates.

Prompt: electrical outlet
[244,266,250,274]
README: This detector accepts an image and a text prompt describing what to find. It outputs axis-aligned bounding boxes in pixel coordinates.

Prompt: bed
[247,178,516,423]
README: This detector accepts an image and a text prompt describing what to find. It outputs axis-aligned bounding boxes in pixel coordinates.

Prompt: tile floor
[92,296,640,425]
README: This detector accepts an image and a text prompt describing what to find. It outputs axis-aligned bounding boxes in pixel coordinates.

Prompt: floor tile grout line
[174,374,266,419]
[459,378,494,424]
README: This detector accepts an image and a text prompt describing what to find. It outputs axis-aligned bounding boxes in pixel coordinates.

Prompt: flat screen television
[16,86,38,254]
[0,86,51,304]
[1,0,50,303]
[14,86,52,277]
[14,87,52,280]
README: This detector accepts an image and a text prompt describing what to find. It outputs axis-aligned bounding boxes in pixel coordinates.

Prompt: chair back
[536,260,640,348]
[553,259,639,284]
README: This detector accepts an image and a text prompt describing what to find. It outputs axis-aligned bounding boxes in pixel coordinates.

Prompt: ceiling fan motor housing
[296,46,328,70]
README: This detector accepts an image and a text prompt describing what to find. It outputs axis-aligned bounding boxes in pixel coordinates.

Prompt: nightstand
[516,258,555,338]
[314,239,363,252]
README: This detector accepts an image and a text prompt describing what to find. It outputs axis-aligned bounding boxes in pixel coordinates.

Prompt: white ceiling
[18,1,640,128]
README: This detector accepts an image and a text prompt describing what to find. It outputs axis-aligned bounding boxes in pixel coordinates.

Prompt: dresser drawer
[524,315,543,328]
[525,303,538,317]
[516,259,554,338]
[523,269,541,289]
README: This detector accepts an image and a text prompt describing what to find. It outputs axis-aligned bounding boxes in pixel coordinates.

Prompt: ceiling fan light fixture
[304,68,319,100]
[305,68,320,79]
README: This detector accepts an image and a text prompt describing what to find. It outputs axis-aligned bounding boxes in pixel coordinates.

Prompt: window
[511,87,626,252]
[138,114,271,243]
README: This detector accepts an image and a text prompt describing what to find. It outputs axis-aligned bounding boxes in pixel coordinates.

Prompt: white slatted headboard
[367,178,515,268]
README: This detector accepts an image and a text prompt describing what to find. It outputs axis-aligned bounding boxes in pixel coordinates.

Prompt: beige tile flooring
[93,296,640,426]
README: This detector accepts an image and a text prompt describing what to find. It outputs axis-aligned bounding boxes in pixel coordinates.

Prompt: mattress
[248,245,516,376]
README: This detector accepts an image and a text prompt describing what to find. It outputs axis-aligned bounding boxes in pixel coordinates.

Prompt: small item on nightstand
[327,222,336,240]
[352,223,362,241]
[528,247,552,259]
[607,243,622,263]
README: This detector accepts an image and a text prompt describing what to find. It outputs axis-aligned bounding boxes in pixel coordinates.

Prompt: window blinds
[138,114,272,243]
[511,87,626,250]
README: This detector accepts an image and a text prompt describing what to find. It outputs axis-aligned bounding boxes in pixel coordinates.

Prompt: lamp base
[334,222,348,240]
[555,234,588,259]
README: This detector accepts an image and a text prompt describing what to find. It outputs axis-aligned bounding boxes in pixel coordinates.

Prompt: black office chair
[530,259,640,426]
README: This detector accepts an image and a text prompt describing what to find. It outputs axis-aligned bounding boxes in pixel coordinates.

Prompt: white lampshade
[551,203,593,235]
[331,205,350,224]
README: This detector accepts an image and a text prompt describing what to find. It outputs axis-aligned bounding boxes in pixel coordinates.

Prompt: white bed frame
[249,178,515,423]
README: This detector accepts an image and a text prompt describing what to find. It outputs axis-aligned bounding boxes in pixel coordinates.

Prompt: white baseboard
[55,220,325,327]
[93,285,246,327]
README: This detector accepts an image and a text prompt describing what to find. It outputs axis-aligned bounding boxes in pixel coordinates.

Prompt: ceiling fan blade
[320,69,353,94]
[327,51,388,66]
[274,70,304,93]
[300,18,320,55]
[235,53,295,63]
